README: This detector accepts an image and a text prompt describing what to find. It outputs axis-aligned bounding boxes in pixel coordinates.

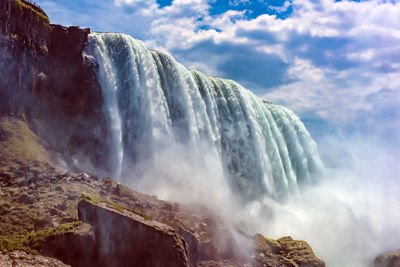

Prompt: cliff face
[0,0,50,54]
[0,116,326,266]
[0,0,50,115]
[0,2,327,266]
[0,0,110,174]
[77,195,189,267]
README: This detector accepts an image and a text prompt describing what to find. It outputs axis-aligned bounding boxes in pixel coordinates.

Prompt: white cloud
[141,0,400,129]
[288,57,324,83]
[229,0,250,6]
[38,0,400,136]
[268,1,292,13]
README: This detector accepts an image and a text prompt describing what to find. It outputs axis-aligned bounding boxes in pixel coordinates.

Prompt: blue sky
[36,0,400,143]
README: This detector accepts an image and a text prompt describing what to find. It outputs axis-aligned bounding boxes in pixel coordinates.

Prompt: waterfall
[85,32,323,201]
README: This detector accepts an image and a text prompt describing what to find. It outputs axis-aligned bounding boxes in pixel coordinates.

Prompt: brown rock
[49,25,90,60]
[0,116,325,267]
[18,193,34,204]
[39,223,97,267]
[0,0,110,175]
[251,234,325,267]
[0,250,70,267]
[78,194,189,267]
[277,236,325,267]
[374,251,400,267]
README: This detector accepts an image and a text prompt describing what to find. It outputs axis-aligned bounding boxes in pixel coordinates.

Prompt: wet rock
[0,114,325,266]
[277,236,325,267]
[78,194,189,267]
[252,234,325,267]
[38,223,97,267]
[373,251,400,267]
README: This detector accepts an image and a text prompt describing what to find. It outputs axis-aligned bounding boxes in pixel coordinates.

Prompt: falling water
[85,32,323,201]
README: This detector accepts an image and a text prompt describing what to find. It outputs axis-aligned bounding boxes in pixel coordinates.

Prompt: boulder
[0,194,190,267]
[374,251,400,267]
[38,223,97,267]
[77,193,189,267]
[252,234,325,267]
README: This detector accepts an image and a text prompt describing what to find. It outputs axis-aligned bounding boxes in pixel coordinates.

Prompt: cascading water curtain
[86,32,324,201]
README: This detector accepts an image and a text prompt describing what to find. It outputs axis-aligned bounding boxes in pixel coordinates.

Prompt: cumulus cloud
[31,3,400,265]
[36,0,400,142]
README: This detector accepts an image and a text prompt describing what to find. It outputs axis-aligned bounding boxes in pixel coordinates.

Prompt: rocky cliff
[0,116,325,266]
[0,0,110,174]
[0,1,327,266]
[77,194,189,267]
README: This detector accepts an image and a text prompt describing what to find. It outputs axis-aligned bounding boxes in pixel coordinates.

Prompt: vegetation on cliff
[15,0,49,23]
[0,221,82,254]
[0,116,326,266]
[0,0,327,265]
[79,193,152,221]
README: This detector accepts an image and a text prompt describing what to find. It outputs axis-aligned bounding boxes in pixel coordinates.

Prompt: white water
[243,136,400,267]
[85,32,323,201]
[84,32,400,266]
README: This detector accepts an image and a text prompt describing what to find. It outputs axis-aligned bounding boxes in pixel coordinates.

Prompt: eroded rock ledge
[0,1,326,266]
[0,116,326,266]
[77,194,189,267]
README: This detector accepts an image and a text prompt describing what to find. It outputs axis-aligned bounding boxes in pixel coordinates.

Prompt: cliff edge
[0,1,326,266]
[0,0,110,175]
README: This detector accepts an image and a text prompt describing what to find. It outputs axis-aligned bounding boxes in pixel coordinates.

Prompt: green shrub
[0,221,82,253]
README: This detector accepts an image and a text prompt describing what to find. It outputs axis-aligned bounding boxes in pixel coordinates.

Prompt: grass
[80,193,152,221]
[15,0,50,23]
[0,119,51,164]
[0,221,82,254]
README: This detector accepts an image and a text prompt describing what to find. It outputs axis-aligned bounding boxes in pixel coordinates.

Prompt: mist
[123,131,400,267]
[245,133,400,266]
[84,31,400,266]
[127,141,235,211]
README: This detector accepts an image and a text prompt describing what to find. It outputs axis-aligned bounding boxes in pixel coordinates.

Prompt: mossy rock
[14,0,50,23]
[79,193,151,221]
[0,221,82,254]
[254,233,280,254]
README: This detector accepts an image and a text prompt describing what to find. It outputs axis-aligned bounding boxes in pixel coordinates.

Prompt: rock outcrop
[0,250,70,267]
[37,223,96,267]
[0,1,326,266]
[0,116,326,266]
[252,234,325,267]
[0,0,110,175]
[0,0,50,55]
[373,251,400,267]
[77,193,189,267]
